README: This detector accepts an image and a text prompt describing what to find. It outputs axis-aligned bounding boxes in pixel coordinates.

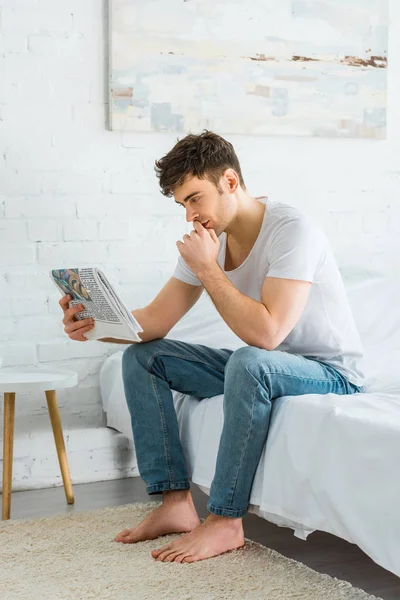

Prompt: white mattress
[99,276,400,577]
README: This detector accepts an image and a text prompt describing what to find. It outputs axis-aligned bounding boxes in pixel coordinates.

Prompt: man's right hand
[59,294,95,342]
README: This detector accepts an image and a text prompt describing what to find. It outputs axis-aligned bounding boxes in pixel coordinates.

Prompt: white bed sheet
[99,277,400,577]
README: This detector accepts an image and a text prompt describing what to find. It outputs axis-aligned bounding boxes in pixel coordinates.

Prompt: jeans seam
[256,368,350,393]
[147,481,189,492]
[228,380,259,508]
[207,502,248,517]
[146,349,227,375]
[150,360,174,483]
[259,369,346,385]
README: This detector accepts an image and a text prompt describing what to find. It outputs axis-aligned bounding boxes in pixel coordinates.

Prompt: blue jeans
[121,340,361,518]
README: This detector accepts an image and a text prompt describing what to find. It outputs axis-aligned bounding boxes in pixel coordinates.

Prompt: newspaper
[50,267,143,342]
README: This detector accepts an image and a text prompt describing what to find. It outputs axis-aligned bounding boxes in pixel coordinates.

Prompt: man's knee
[225,346,279,379]
[122,339,163,377]
[224,346,278,407]
[226,346,262,372]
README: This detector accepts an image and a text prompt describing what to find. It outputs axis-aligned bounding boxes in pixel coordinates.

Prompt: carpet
[1,501,383,600]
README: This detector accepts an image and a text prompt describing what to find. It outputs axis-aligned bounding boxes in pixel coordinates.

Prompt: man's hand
[59,294,95,342]
[177,221,220,277]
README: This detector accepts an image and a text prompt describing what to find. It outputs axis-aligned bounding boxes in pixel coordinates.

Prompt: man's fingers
[64,317,94,334]
[208,228,218,243]
[59,294,93,342]
[193,221,205,235]
[68,326,92,342]
[62,303,86,325]
[59,294,72,311]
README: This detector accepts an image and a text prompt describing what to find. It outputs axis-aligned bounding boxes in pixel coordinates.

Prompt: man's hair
[154,130,246,197]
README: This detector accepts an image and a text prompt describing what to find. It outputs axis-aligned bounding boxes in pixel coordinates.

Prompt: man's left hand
[177,221,220,276]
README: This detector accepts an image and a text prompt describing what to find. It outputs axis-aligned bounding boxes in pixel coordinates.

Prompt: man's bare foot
[151,513,245,563]
[114,490,201,544]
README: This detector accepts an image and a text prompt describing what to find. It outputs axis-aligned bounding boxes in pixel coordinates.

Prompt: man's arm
[196,264,311,350]
[99,277,203,344]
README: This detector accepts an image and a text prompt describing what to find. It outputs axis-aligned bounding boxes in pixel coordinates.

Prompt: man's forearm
[98,306,163,344]
[197,264,277,349]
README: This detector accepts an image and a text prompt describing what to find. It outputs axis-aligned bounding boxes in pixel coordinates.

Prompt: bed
[99,275,400,577]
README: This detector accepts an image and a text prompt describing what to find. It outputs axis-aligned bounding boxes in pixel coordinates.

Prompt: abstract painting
[109,0,388,138]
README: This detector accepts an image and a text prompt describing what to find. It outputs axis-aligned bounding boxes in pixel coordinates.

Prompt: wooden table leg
[2,392,16,520]
[45,390,74,505]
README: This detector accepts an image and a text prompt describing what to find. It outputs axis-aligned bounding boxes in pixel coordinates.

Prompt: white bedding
[99,276,400,577]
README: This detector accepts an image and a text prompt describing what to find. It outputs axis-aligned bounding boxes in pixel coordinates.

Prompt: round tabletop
[0,367,78,393]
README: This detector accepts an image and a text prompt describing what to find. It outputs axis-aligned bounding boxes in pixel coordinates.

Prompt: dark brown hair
[154,130,246,197]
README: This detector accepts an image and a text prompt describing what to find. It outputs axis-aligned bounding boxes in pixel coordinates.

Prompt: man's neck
[224,193,266,249]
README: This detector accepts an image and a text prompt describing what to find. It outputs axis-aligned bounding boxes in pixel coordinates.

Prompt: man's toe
[116,529,129,540]
[182,556,196,563]
[174,553,187,563]
[165,553,178,562]
[159,548,175,562]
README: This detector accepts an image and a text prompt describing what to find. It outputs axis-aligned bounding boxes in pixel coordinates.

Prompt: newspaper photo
[50,267,143,342]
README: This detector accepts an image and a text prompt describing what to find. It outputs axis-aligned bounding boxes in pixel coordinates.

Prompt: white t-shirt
[172,197,364,387]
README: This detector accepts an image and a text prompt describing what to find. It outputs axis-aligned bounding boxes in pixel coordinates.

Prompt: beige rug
[1,502,383,600]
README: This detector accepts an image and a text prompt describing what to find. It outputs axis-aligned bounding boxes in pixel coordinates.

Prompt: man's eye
[191,197,199,203]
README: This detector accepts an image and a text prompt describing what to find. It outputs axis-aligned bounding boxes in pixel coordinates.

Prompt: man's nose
[186,209,199,223]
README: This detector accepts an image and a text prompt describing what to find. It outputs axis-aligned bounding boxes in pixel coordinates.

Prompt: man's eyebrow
[175,191,201,205]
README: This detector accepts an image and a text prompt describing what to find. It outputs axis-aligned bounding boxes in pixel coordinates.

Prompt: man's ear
[223,169,239,193]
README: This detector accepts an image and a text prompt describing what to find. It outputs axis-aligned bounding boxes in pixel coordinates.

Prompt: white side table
[0,367,78,520]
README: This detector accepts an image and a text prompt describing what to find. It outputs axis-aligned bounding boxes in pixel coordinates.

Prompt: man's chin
[208,227,220,236]
[204,222,222,236]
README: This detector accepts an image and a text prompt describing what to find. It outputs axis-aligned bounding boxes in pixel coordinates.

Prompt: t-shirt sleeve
[172,255,203,286]
[266,216,327,283]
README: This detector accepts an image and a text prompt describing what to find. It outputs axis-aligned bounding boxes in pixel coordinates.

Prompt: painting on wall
[109,0,388,138]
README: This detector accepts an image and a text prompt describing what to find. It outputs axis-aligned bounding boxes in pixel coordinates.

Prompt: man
[60,130,364,564]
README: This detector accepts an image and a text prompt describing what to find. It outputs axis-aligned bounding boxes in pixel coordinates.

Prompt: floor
[5,477,400,600]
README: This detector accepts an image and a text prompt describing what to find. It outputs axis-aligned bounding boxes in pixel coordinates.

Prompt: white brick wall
[0,0,399,491]
[28,219,62,242]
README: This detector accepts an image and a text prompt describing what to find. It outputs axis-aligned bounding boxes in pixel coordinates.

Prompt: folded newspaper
[50,267,143,342]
